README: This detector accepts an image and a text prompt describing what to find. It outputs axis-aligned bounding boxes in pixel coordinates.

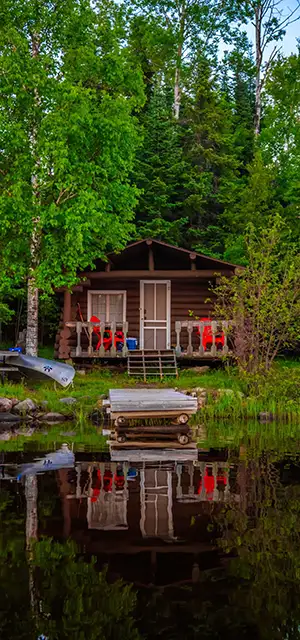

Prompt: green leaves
[0,0,144,297]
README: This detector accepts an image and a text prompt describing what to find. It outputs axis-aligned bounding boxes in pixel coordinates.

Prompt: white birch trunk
[174,62,181,119]
[173,1,185,120]
[254,4,262,136]
[26,33,41,357]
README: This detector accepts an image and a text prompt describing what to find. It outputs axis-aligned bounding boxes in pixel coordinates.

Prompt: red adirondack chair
[197,317,225,350]
[89,316,124,351]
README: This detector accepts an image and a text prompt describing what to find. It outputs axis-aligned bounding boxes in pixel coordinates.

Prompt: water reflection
[1,442,300,638]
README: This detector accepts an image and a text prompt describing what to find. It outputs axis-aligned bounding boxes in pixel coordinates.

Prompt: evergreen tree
[180,61,241,255]
[134,85,187,243]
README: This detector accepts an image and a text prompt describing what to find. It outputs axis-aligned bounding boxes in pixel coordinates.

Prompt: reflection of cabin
[16,453,240,587]
[55,239,238,360]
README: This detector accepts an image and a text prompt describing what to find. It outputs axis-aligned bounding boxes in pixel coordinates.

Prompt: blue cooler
[126,337,137,351]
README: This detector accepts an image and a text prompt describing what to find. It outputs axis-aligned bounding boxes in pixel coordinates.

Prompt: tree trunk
[26,32,41,357]
[173,1,185,119]
[254,4,262,136]
[26,276,39,356]
[174,60,181,119]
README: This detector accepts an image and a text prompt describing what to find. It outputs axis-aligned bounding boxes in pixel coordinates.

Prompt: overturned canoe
[18,444,75,477]
[6,353,75,387]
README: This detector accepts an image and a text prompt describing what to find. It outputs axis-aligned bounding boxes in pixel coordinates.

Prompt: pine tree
[134,85,187,243]
[180,60,241,255]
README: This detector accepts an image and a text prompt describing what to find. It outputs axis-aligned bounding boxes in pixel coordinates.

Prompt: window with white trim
[88,291,126,324]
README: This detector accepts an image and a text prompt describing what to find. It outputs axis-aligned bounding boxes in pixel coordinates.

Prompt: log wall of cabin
[55,277,216,358]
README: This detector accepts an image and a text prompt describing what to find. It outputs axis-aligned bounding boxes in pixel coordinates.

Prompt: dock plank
[109,388,198,415]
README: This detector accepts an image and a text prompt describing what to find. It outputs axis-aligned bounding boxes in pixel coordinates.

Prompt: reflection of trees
[216,451,300,640]
[0,486,140,640]
[32,538,140,640]
[0,490,35,640]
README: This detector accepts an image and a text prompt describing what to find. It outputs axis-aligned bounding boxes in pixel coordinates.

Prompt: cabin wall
[55,277,216,358]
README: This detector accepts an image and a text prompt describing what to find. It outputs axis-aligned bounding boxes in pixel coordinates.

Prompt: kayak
[6,353,75,387]
[18,444,75,477]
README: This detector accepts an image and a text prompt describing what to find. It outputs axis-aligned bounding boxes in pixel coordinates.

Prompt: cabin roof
[98,237,240,272]
[107,238,239,268]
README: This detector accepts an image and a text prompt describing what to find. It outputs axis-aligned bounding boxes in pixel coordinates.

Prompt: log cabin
[54,238,238,362]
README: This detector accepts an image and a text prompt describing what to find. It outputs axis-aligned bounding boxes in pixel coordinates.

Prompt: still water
[1,434,300,640]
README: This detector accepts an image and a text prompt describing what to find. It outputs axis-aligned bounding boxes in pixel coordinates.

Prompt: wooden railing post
[110,321,117,356]
[187,321,193,356]
[211,321,217,356]
[87,322,93,356]
[222,321,229,355]
[76,322,82,357]
[198,321,204,356]
[175,321,182,356]
[99,324,105,357]
[122,322,128,356]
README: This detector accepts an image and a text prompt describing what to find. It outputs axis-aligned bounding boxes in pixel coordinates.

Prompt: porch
[65,319,230,359]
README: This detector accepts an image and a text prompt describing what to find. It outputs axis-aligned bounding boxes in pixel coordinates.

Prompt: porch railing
[66,321,128,357]
[175,320,230,357]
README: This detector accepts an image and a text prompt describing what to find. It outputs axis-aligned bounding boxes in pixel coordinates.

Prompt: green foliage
[214,216,300,375]
[134,84,187,242]
[32,538,140,640]
[0,0,144,296]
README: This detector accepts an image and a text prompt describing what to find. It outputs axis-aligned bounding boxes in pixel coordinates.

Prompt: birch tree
[0,0,144,355]
[129,0,244,119]
[245,0,300,135]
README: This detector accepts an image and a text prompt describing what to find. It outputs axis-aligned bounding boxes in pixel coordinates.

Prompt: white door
[140,281,171,349]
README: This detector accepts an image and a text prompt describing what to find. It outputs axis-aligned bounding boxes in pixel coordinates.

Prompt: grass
[0,354,300,421]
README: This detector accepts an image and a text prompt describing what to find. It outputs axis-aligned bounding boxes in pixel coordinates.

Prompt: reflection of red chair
[197,317,225,351]
[103,469,113,493]
[91,469,101,502]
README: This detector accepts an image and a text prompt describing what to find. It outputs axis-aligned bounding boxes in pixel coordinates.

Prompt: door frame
[139,280,171,350]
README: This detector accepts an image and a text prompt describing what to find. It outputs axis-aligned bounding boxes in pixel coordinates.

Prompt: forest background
[0,0,299,353]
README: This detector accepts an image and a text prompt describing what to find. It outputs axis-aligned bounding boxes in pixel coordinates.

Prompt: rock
[13,398,37,414]
[193,366,210,374]
[77,369,86,376]
[197,396,207,409]
[0,431,11,440]
[10,398,20,407]
[42,412,67,422]
[89,409,105,426]
[14,427,36,437]
[40,400,49,408]
[60,431,77,437]
[0,412,23,422]
[0,397,13,412]
[218,388,234,396]
[259,411,274,422]
[59,397,77,406]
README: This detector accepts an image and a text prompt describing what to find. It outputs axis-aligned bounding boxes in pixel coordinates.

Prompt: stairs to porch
[127,350,178,381]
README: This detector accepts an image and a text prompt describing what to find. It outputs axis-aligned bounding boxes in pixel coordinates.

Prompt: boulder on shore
[12,399,37,414]
[42,412,67,422]
[0,397,13,412]
[59,397,77,406]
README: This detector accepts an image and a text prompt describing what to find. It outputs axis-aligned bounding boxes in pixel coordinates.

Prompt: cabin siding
[55,277,216,358]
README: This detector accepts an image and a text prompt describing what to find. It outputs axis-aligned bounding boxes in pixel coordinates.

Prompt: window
[87,291,126,324]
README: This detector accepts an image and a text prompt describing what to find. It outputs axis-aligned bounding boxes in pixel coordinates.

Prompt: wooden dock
[109,442,197,461]
[108,388,198,422]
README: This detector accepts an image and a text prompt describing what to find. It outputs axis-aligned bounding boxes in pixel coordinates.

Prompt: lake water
[1,433,300,639]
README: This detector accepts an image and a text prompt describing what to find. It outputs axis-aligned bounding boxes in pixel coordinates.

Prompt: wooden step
[127,350,178,380]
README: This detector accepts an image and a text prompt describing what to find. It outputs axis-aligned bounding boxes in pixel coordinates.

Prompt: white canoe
[6,353,75,387]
